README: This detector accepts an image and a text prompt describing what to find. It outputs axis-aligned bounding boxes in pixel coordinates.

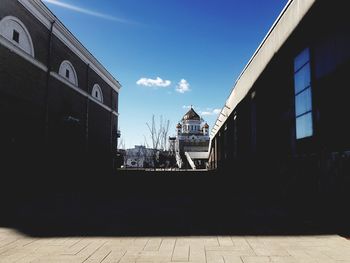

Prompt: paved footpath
[1,228,350,263]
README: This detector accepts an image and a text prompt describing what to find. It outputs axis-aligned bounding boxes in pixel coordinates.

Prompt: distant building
[125,145,155,168]
[173,107,209,169]
[0,0,120,175]
[116,149,126,168]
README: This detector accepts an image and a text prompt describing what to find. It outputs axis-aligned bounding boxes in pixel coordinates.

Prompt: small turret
[202,122,209,136]
[176,123,182,135]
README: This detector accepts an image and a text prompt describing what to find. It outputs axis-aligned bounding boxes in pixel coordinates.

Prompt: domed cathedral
[172,106,209,169]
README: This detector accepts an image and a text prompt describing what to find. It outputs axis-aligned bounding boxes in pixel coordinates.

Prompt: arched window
[0,16,34,56]
[59,60,78,86]
[91,84,103,103]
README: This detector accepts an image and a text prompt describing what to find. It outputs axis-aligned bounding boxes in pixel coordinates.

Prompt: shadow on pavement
[1,170,349,237]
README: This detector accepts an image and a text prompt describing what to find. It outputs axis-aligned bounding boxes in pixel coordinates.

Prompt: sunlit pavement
[1,228,350,262]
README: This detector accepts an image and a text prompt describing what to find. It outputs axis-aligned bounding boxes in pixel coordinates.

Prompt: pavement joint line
[0,247,14,256]
[69,239,83,248]
[142,238,150,251]
[0,238,19,249]
[229,237,235,247]
[0,240,22,255]
[1,231,350,262]
[204,244,208,263]
[74,242,91,256]
[188,244,190,262]
[245,237,257,256]
[171,238,177,262]
[116,249,127,263]
[23,238,39,247]
[157,238,163,251]
[100,250,112,263]
[82,240,108,262]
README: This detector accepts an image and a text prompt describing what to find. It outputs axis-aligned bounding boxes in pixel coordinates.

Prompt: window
[59,60,78,86]
[0,16,34,56]
[12,30,19,43]
[91,84,103,103]
[294,48,313,139]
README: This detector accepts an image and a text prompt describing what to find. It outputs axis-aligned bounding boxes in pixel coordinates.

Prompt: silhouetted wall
[0,0,119,179]
[209,1,350,202]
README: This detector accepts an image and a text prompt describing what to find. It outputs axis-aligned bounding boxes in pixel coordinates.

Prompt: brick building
[0,0,121,177]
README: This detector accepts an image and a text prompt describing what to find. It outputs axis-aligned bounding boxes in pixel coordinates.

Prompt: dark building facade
[209,0,350,199]
[0,0,120,177]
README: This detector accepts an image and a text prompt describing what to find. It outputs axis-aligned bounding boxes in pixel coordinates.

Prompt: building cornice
[0,35,47,72]
[17,0,121,93]
[1,32,119,116]
[50,72,119,115]
[210,0,316,139]
[50,71,87,97]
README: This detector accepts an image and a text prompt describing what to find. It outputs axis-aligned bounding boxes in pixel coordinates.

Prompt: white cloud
[176,79,190,93]
[200,108,221,116]
[42,0,131,23]
[213,109,221,114]
[136,77,171,88]
[200,111,212,116]
[182,105,200,110]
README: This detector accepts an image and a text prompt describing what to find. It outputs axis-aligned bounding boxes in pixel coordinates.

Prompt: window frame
[0,16,35,56]
[58,60,78,86]
[91,84,104,103]
[12,29,19,43]
[294,48,314,140]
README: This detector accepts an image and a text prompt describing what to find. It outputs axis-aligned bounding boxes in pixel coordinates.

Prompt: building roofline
[18,0,121,93]
[210,0,316,139]
[233,0,294,89]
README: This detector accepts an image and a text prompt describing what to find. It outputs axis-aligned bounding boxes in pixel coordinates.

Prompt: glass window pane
[294,48,310,72]
[296,112,313,139]
[12,30,19,43]
[294,63,310,94]
[295,88,312,116]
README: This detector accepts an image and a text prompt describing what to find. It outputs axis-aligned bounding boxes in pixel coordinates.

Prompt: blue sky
[43,0,287,149]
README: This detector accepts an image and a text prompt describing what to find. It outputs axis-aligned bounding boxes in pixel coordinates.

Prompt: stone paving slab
[0,228,349,263]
